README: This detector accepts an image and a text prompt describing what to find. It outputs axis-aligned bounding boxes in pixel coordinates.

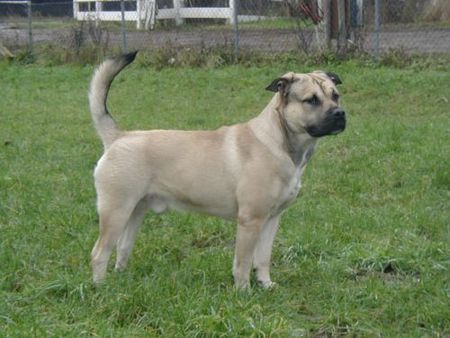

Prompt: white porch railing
[73,0,237,29]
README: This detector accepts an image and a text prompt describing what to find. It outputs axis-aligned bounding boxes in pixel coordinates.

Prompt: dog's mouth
[306,116,346,138]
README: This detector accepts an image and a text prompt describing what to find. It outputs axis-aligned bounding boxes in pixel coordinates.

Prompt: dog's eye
[304,95,320,106]
[332,93,340,102]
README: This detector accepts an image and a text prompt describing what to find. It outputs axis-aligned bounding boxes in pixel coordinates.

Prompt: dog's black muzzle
[306,107,346,138]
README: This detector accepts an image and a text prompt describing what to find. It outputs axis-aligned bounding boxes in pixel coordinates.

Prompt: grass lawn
[0,59,449,336]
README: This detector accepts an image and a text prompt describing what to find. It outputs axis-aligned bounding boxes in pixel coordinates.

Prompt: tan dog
[89,52,346,289]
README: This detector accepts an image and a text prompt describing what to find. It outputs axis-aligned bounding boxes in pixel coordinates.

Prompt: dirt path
[1,24,449,55]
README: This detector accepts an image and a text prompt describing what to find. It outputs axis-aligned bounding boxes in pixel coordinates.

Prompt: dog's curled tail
[89,51,138,149]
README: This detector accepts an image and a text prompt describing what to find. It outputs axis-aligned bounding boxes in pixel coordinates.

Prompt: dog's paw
[258,280,277,289]
[234,279,251,291]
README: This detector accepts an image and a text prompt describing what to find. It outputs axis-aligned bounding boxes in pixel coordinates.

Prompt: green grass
[0,60,449,337]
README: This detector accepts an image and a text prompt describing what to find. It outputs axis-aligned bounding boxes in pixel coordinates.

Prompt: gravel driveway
[1,23,449,55]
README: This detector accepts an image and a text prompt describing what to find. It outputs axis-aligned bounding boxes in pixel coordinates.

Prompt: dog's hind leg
[115,198,148,272]
[91,201,136,284]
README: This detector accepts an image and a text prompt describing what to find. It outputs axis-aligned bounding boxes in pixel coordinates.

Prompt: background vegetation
[0,57,449,336]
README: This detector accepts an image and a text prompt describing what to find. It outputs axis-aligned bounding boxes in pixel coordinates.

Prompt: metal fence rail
[1,0,449,61]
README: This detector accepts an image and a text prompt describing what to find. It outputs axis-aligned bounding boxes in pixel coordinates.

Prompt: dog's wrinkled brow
[307,74,334,97]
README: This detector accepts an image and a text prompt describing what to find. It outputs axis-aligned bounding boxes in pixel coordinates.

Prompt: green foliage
[5,35,450,70]
[0,62,449,336]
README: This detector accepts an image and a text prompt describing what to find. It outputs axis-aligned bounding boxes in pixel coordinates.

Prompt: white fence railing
[73,0,238,29]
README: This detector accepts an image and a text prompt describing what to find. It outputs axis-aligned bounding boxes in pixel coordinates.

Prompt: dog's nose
[331,108,346,118]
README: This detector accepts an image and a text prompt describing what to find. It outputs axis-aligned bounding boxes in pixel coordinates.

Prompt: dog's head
[266,71,345,138]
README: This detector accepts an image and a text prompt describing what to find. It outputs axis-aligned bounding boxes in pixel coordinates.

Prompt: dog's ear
[266,74,294,96]
[325,72,342,85]
[266,78,287,93]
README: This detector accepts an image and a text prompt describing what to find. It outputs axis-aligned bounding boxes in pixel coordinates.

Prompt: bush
[423,0,450,21]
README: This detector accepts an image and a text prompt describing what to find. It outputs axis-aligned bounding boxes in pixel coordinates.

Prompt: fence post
[95,0,102,27]
[73,0,79,21]
[174,0,184,26]
[374,0,380,60]
[120,0,128,53]
[324,0,331,49]
[137,0,142,29]
[337,0,346,54]
[316,0,331,51]
[231,0,239,61]
[27,0,32,54]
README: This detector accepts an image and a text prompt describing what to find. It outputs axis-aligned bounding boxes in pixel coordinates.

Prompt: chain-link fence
[1,0,449,61]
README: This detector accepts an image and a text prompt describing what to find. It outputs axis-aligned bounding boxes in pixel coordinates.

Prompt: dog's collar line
[275,107,312,167]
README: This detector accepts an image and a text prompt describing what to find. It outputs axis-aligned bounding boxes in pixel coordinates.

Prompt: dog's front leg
[253,215,280,288]
[233,214,266,289]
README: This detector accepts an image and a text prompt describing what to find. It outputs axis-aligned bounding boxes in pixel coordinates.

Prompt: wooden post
[324,0,331,49]
[231,0,239,60]
[144,0,157,30]
[374,0,380,60]
[120,0,128,52]
[337,0,347,54]
[229,0,235,25]
[137,0,142,29]
[356,0,363,25]
[73,0,79,20]
[315,0,331,51]
[27,0,32,54]
[174,0,184,26]
[95,0,102,26]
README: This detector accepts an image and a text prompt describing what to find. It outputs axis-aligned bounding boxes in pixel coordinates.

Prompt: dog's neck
[275,107,317,166]
[249,95,317,167]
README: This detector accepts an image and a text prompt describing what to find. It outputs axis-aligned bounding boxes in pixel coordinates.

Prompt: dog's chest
[272,167,304,215]
[271,145,315,215]
[286,168,303,199]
